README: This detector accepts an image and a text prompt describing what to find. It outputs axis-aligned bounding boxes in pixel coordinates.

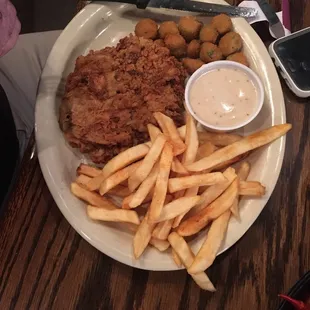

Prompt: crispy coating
[135,18,158,40]
[164,34,187,58]
[159,21,179,39]
[211,14,233,35]
[61,35,186,163]
[227,52,249,67]
[178,16,202,41]
[182,58,204,74]
[200,42,223,63]
[187,40,201,58]
[154,39,165,47]
[199,25,218,43]
[219,31,242,56]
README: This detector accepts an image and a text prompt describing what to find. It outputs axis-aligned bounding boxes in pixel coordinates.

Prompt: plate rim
[35,1,286,271]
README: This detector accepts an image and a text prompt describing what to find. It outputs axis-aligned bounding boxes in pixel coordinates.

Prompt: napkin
[239,0,291,38]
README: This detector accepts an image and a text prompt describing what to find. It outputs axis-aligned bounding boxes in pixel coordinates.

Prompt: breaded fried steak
[59,35,186,164]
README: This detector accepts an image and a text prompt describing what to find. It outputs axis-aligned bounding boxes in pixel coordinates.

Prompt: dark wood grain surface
[1,1,310,309]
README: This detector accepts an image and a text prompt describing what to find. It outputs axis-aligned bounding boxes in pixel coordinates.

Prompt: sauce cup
[184,60,264,132]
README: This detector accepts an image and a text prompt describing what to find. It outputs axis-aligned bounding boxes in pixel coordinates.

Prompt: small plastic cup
[184,60,264,132]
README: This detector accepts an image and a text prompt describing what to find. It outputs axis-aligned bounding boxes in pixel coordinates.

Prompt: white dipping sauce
[189,68,258,128]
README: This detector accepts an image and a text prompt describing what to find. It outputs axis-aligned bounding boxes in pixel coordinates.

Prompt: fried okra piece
[199,25,219,44]
[135,18,158,40]
[200,42,223,63]
[211,14,233,35]
[159,21,179,39]
[187,40,201,58]
[219,31,242,56]
[178,16,202,41]
[164,34,187,58]
[227,52,249,67]
[182,58,205,74]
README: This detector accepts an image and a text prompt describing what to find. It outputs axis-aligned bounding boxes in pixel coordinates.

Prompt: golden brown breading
[219,31,242,56]
[164,34,187,58]
[182,58,204,74]
[199,25,218,43]
[159,21,179,39]
[227,52,249,67]
[135,18,158,40]
[187,40,201,58]
[200,42,223,63]
[211,14,233,35]
[61,35,186,163]
[178,16,202,41]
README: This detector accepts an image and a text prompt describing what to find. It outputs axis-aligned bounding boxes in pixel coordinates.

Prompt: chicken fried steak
[59,35,186,164]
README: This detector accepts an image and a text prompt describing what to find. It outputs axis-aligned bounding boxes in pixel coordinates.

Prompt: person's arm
[0,0,21,56]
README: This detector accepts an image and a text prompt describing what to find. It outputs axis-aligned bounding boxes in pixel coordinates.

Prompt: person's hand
[0,0,21,57]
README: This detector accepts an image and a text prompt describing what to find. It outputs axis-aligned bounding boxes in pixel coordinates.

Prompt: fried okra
[200,42,223,63]
[182,58,205,74]
[199,25,218,43]
[135,18,158,40]
[159,21,179,39]
[211,14,233,35]
[164,34,187,58]
[227,52,249,67]
[219,31,242,56]
[178,16,202,41]
[187,40,201,58]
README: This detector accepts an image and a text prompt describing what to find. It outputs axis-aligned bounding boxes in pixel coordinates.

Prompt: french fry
[151,195,174,240]
[148,143,173,222]
[188,210,231,274]
[149,238,170,252]
[168,232,216,291]
[87,143,150,191]
[153,196,201,223]
[177,125,186,140]
[79,177,132,198]
[186,124,292,172]
[239,181,266,196]
[177,179,238,236]
[122,191,153,209]
[168,172,226,193]
[172,186,199,228]
[182,113,199,165]
[107,185,132,198]
[171,158,188,174]
[87,205,140,225]
[193,167,237,215]
[211,152,249,172]
[129,164,158,209]
[71,183,116,210]
[152,219,174,240]
[196,142,217,160]
[77,164,101,177]
[154,112,186,156]
[230,162,251,218]
[238,161,251,181]
[172,249,183,267]
[148,124,162,143]
[198,131,242,146]
[76,174,91,187]
[99,161,141,196]
[128,134,166,192]
[133,214,156,258]
[229,197,239,219]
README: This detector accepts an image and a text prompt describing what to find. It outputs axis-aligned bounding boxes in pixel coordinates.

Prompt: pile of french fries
[71,111,291,291]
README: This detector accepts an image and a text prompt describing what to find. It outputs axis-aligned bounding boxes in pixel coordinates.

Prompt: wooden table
[1,1,310,309]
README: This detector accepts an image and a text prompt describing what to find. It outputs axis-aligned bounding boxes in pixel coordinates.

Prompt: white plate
[35,1,286,271]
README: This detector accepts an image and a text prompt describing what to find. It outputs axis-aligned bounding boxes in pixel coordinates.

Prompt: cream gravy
[189,68,258,128]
